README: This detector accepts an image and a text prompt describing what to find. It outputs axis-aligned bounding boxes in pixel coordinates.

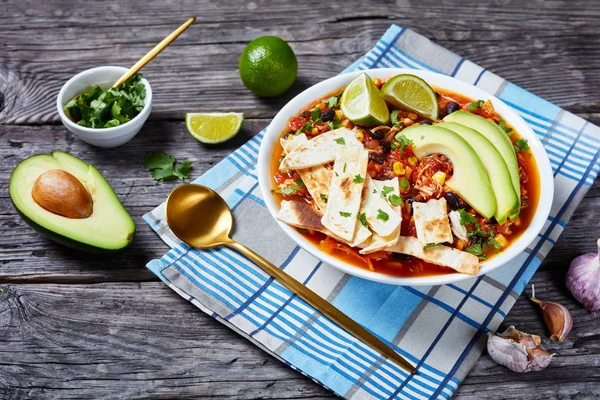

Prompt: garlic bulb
[566,239,600,314]
[530,285,573,342]
[487,326,553,372]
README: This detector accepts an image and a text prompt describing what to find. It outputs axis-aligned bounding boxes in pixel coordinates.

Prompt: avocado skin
[9,152,136,254]
[11,201,135,254]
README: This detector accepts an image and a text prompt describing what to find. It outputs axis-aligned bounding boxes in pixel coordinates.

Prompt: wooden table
[1,1,599,398]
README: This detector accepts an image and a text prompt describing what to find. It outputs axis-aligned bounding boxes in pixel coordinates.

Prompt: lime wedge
[185,112,244,144]
[380,74,439,120]
[340,73,389,127]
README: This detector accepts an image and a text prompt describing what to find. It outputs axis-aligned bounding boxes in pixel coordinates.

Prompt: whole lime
[239,36,298,97]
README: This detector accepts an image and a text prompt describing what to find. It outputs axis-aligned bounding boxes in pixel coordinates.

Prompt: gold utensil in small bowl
[165,184,416,373]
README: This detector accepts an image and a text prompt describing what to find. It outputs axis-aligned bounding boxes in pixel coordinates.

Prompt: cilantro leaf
[390,109,402,126]
[514,138,529,153]
[296,178,305,188]
[376,209,389,221]
[299,121,313,133]
[324,94,341,108]
[381,186,394,196]
[390,141,399,150]
[388,194,402,207]
[465,243,483,256]
[457,209,480,228]
[320,194,328,204]
[357,213,368,228]
[334,137,346,145]
[272,185,299,196]
[499,118,513,136]
[353,174,364,184]
[485,237,501,253]
[343,163,347,173]
[394,134,414,151]
[144,152,192,182]
[339,211,352,218]
[399,178,409,190]
[327,119,342,130]
[468,100,484,112]
[311,107,322,122]
[423,243,441,250]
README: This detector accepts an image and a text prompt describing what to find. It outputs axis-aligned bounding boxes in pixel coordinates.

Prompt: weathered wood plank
[0,276,597,399]
[2,0,600,124]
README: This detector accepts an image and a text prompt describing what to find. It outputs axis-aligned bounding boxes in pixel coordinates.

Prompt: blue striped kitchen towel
[143,25,600,399]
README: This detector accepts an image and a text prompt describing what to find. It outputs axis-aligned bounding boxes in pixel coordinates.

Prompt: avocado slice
[401,125,496,219]
[9,152,135,253]
[443,111,520,208]
[437,122,519,223]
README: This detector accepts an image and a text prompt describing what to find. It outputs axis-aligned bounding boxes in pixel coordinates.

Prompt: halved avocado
[437,122,519,223]
[443,111,520,206]
[401,125,496,219]
[9,152,135,253]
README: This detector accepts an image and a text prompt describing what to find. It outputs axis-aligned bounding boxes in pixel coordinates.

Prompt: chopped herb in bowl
[64,73,146,129]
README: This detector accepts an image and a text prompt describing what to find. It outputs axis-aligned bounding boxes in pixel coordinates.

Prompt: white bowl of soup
[257,68,553,286]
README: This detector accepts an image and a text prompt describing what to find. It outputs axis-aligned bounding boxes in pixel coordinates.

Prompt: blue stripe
[553,122,588,177]
[431,146,600,398]
[370,28,406,68]
[226,156,258,179]
[247,193,266,207]
[447,284,506,318]
[379,40,443,73]
[473,69,486,86]
[450,58,465,77]
[230,182,259,212]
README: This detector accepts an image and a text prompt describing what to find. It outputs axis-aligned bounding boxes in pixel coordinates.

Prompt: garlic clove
[530,285,573,342]
[566,239,600,314]
[487,326,554,373]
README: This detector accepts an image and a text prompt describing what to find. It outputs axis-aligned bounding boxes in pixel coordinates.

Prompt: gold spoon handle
[226,240,416,374]
[112,17,196,88]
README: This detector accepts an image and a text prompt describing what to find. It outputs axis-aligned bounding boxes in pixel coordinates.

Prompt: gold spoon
[165,184,417,374]
[111,17,196,88]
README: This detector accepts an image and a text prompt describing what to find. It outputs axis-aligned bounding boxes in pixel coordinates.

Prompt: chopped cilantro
[327,119,342,130]
[468,100,484,112]
[324,94,341,108]
[373,189,377,194]
[423,243,441,250]
[335,171,339,177]
[339,211,352,218]
[357,212,368,228]
[144,152,192,182]
[299,121,312,133]
[390,109,402,126]
[311,107,321,122]
[297,228,308,234]
[334,137,346,145]
[388,194,402,207]
[320,193,328,204]
[353,174,364,184]
[390,141,399,150]
[485,237,501,253]
[457,209,480,228]
[376,209,389,221]
[394,134,414,151]
[514,138,529,153]
[399,178,409,190]
[465,242,483,257]
[296,178,305,187]
[499,118,513,136]
[271,185,299,196]
[420,135,425,140]
[343,163,347,173]
[381,186,394,196]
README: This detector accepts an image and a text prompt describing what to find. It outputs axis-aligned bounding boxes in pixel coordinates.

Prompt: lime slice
[380,74,439,120]
[340,73,389,127]
[185,112,244,144]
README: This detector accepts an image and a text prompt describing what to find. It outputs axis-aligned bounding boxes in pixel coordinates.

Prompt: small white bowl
[56,66,152,148]
[258,68,554,287]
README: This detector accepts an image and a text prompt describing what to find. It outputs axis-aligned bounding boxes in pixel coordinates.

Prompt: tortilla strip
[280,133,308,154]
[360,178,401,254]
[277,200,368,248]
[350,218,372,247]
[279,128,358,170]
[279,133,331,211]
[321,143,368,242]
[357,176,401,238]
[412,198,453,245]
[387,236,479,275]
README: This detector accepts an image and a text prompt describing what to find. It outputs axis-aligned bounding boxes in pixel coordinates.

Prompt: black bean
[444,192,460,210]
[301,110,311,119]
[392,253,411,261]
[381,142,391,153]
[405,196,415,206]
[321,109,335,122]
[420,119,433,125]
[370,129,386,140]
[445,102,460,115]
[368,152,385,164]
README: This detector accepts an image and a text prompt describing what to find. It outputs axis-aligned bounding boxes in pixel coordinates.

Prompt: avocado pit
[32,169,93,219]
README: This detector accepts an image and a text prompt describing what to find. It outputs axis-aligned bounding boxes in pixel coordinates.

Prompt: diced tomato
[289,116,308,131]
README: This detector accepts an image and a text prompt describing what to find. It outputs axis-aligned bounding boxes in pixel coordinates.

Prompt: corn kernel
[368,170,376,178]
[393,162,405,176]
[309,127,318,135]
[335,110,343,120]
[403,118,414,127]
[356,130,364,142]
[407,156,418,167]
[494,234,509,248]
[432,171,446,185]
[456,240,465,250]
[372,78,381,87]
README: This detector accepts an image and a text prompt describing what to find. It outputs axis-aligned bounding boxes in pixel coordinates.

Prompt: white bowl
[56,66,152,148]
[258,68,554,286]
